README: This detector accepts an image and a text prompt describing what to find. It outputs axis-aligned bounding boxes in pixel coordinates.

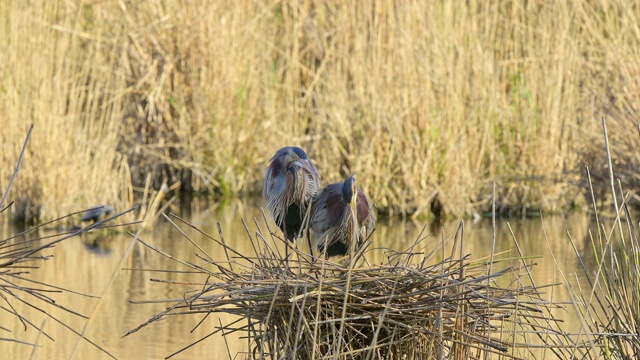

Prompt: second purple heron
[263,146,321,242]
[310,174,376,257]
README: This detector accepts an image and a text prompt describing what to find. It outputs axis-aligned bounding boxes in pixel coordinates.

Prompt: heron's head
[282,147,318,177]
[342,174,358,206]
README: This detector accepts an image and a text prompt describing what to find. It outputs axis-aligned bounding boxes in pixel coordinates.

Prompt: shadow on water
[5,198,599,359]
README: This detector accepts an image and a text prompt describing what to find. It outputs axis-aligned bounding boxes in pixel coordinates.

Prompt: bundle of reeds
[567,118,640,359]
[128,215,585,359]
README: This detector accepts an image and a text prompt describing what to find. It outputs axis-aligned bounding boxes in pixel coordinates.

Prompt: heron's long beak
[296,159,319,177]
[349,190,357,207]
[348,184,359,255]
[349,174,358,221]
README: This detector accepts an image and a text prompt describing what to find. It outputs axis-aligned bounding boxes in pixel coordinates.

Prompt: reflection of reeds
[128,214,583,359]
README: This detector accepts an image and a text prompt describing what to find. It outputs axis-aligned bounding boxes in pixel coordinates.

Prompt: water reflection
[5,201,595,359]
[81,232,116,256]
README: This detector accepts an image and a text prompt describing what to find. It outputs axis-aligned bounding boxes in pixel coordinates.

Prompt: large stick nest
[128,216,588,359]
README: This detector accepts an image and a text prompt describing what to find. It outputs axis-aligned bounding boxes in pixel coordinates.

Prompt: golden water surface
[3,201,596,359]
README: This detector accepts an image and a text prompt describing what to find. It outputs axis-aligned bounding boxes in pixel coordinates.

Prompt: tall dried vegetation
[1,1,640,221]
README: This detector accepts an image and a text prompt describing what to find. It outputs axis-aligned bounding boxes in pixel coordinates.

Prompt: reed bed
[3,1,640,221]
[126,214,586,359]
[566,119,640,359]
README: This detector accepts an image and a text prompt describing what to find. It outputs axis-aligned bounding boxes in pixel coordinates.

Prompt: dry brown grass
[2,1,640,221]
[0,2,129,222]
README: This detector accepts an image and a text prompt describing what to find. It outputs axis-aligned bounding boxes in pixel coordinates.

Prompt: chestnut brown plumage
[263,146,321,242]
[310,174,376,257]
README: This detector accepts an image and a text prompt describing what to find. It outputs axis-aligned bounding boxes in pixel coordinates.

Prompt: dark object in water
[81,205,115,223]
[83,234,113,256]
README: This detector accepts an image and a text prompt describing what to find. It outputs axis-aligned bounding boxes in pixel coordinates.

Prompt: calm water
[3,200,597,359]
